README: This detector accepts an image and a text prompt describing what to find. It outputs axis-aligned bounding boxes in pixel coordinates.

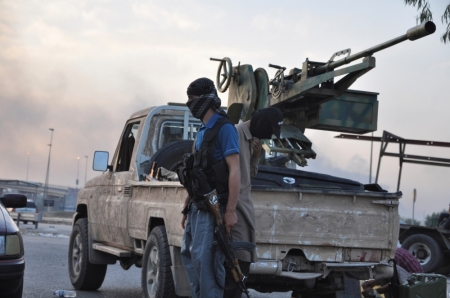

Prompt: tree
[424,210,445,227]
[404,0,450,43]
[401,217,421,226]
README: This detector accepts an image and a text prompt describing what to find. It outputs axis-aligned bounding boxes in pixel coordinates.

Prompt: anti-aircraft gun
[211,21,436,167]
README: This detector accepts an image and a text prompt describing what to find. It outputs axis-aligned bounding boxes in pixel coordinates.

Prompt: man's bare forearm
[225,154,240,211]
[183,195,190,208]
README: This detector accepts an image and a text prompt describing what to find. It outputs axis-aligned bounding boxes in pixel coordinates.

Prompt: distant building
[65,188,79,211]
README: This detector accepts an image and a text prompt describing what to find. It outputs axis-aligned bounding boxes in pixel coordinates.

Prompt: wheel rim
[145,245,159,298]
[409,242,431,265]
[71,232,83,277]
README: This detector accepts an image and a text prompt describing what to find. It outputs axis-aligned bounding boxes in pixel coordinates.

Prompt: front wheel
[68,218,107,290]
[402,234,443,272]
[141,226,176,298]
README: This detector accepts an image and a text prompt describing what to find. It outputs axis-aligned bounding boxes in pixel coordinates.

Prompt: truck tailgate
[252,188,400,263]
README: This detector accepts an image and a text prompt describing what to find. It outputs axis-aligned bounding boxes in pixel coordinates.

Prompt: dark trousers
[223,260,251,298]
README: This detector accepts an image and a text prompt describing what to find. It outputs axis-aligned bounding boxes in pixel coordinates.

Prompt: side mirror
[0,194,27,208]
[93,151,110,172]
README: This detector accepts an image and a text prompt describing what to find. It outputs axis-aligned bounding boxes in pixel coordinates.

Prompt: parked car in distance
[0,193,27,298]
[10,199,38,225]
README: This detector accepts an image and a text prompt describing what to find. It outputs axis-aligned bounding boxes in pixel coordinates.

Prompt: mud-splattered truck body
[69,104,401,297]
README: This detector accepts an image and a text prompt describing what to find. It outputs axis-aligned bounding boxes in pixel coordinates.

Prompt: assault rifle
[204,189,250,298]
[190,168,250,297]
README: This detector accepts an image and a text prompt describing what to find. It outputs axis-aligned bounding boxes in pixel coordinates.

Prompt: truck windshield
[158,121,200,149]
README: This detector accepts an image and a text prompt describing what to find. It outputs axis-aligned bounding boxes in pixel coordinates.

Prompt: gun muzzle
[406,21,436,41]
[313,21,436,75]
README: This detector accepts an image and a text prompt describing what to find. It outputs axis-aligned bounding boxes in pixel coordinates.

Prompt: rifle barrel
[313,21,436,75]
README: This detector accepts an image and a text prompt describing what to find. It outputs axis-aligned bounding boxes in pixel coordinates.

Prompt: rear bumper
[0,257,24,296]
[8,211,41,223]
[249,259,393,281]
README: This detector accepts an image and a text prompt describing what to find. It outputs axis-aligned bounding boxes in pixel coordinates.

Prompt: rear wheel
[402,234,443,272]
[141,226,176,298]
[68,218,107,290]
[23,221,28,224]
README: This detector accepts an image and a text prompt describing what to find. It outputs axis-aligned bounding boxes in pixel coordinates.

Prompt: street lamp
[84,155,88,186]
[26,152,30,181]
[43,128,55,211]
[76,156,80,189]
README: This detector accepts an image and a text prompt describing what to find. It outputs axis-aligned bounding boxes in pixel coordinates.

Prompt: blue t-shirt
[195,113,239,162]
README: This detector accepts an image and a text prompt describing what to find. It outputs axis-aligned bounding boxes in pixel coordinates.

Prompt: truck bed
[251,166,400,263]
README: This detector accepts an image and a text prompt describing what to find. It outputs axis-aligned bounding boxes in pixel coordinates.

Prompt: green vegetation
[401,217,421,226]
[424,209,447,227]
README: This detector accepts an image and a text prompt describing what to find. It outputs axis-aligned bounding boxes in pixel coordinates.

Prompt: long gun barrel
[313,21,436,75]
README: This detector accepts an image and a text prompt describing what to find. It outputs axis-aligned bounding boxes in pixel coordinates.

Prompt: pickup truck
[68,103,401,297]
[8,199,41,228]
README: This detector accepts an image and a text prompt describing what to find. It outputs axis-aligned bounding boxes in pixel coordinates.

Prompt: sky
[0,0,449,223]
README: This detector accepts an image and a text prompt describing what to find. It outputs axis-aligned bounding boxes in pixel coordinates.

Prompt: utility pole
[43,128,54,212]
[84,155,88,186]
[76,156,80,189]
[26,152,30,181]
[369,132,373,183]
[413,188,417,225]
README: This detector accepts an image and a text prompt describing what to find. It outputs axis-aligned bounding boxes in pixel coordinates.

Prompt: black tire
[335,275,361,298]
[435,260,450,275]
[68,218,107,290]
[402,234,444,272]
[23,221,28,224]
[301,293,337,298]
[141,226,176,298]
[149,140,194,172]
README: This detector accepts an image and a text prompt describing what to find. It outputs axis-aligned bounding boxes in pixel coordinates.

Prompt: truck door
[96,119,142,247]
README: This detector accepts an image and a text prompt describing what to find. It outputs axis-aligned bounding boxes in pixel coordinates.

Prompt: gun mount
[211,22,435,167]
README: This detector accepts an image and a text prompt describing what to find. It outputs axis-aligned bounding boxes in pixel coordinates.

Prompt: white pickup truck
[8,199,41,228]
[68,104,401,298]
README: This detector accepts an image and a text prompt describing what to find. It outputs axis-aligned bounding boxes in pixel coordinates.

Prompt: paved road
[18,222,450,297]
[19,223,291,298]
[22,235,143,298]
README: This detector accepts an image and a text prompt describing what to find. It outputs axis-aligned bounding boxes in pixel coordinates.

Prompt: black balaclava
[186,78,227,120]
[250,107,284,139]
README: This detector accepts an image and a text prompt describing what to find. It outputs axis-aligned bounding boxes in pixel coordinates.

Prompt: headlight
[0,235,22,256]
[6,235,21,255]
[0,236,4,255]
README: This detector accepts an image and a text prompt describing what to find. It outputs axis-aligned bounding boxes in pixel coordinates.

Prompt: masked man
[223,107,284,298]
[180,77,241,298]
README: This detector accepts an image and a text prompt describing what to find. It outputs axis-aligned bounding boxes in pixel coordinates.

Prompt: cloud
[0,0,448,224]
[132,2,199,30]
